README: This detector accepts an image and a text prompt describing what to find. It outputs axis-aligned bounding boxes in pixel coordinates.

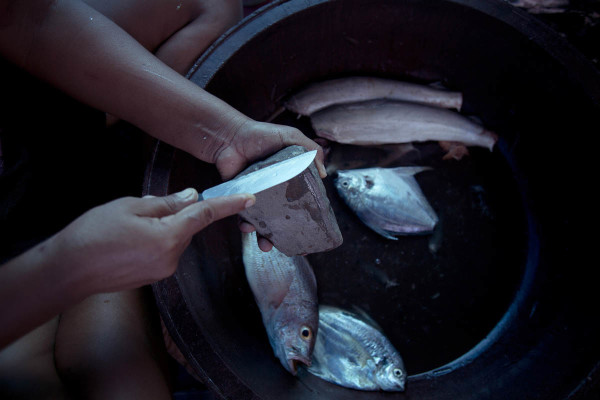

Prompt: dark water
[272,110,529,375]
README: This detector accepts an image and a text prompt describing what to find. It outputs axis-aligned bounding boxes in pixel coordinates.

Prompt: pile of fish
[240,76,499,391]
[285,75,498,238]
[285,76,497,161]
[242,232,406,391]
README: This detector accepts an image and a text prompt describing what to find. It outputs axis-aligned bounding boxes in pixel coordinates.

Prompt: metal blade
[201,150,317,200]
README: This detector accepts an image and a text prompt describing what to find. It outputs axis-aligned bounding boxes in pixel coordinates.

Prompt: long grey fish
[306,305,407,391]
[285,76,463,116]
[242,232,319,375]
[335,166,438,239]
[311,99,497,150]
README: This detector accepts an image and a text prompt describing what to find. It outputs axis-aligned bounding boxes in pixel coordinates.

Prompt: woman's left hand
[213,119,327,181]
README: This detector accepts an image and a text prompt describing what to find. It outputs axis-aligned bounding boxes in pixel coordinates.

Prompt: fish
[306,305,407,391]
[334,166,438,239]
[241,231,319,375]
[285,76,463,116]
[311,99,497,151]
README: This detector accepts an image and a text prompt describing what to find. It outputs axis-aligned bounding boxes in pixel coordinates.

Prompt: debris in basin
[334,166,438,239]
[242,231,319,375]
[306,305,407,391]
[285,76,463,116]
[311,99,497,153]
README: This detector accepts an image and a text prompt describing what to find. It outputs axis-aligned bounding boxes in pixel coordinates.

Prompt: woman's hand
[209,119,326,252]
[0,189,255,347]
[213,119,327,181]
[51,188,255,294]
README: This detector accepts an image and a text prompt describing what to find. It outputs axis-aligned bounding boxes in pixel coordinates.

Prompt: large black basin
[145,1,599,399]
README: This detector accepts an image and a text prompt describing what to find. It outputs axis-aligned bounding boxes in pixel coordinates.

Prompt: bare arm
[0,189,254,348]
[0,0,325,179]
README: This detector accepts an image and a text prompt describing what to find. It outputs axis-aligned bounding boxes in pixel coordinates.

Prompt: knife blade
[200,150,317,200]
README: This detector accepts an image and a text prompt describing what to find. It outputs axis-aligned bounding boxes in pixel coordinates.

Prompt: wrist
[42,231,97,303]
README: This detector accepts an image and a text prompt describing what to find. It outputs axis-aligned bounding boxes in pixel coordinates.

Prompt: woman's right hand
[50,188,255,295]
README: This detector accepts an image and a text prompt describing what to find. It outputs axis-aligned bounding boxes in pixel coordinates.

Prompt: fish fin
[389,166,432,177]
[427,80,447,90]
[366,223,399,240]
[466,114,484,125]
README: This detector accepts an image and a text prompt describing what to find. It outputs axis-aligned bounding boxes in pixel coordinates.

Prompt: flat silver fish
[285,76,463,116]
[335,166,438,239]
[306,305,407,391]
[311,99,497,150]
[242,232,319,375]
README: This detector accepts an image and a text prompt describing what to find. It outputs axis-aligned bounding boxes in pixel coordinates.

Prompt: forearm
[0,235,88,348]
[0,0,247,163]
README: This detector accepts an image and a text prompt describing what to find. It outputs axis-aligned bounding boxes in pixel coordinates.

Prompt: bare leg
[51,4,243,398]
[55,289,172,399]
[0,317,65,399]
[1,2,242,398]
[82,0,243,75]
[82,0,242,125]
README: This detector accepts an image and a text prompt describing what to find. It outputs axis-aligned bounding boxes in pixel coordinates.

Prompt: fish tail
[483,129,499,151]
[389,166,432,177]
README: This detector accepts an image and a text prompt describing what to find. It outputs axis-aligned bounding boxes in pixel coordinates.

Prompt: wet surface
[271,112,529,374]
[150,0,600,398]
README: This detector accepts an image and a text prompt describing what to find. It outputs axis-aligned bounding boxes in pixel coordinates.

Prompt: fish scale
[242,232,319,375]
[335,167,438,239]
[311,99,496,150]
[306,305,406,391]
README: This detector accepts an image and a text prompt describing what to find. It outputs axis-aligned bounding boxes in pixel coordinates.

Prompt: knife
[199,150,317,200]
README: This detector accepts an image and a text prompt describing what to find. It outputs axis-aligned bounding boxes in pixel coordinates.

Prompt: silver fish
[335,166,438,239]
[311,99,497,150]
[307,305,407,391]
[242,232,319,375]
[285,76,463,116]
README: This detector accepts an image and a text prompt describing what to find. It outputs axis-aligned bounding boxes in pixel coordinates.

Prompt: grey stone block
[237,145,343,256]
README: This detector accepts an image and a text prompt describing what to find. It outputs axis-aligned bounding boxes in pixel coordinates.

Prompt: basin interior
[149,0,599,399]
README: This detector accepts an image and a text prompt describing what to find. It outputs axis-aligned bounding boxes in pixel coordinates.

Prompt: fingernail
[319,164,328,178]
[244,196,255,209]
[176,188,196,201]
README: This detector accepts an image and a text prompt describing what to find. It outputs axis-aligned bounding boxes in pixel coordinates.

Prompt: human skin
[0,0,326,181]
[0,1,322,395]
[0,189,255,349]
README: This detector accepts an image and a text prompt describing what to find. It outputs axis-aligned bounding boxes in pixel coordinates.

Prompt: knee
[53,291,170,392]
[191,0,243,35]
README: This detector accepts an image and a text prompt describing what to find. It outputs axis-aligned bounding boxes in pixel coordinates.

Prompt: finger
[238,219,273,252]
[169,193,255,238]
[257,236,274,252]
[137,188,199,218]
[238,220,256,233]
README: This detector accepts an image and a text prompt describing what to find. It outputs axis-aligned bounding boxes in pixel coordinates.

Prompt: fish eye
[300,326,312,341]
[393,368,403,378]
[341,181,349,187]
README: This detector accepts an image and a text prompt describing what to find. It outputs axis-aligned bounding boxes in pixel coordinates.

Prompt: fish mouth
[285,355,311,375]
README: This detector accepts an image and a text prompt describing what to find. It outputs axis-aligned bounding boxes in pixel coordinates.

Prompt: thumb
[138,188,199,218]
[168,193,256,238]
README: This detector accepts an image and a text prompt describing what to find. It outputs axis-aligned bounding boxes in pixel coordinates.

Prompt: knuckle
[199,203,216,225]
[162,196,179,214]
